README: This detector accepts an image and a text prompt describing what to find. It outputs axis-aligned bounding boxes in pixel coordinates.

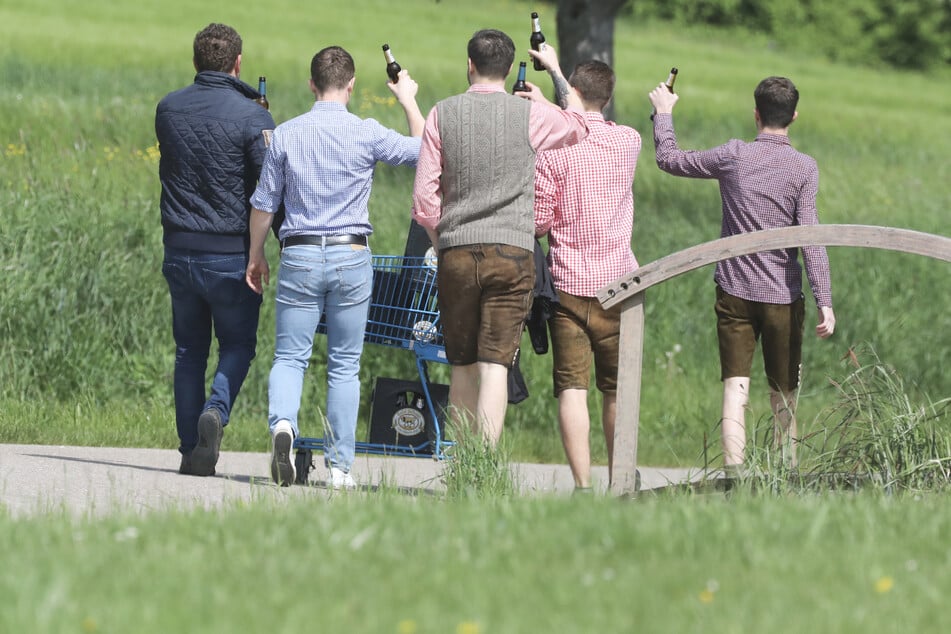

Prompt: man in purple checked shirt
[649,76,836,475]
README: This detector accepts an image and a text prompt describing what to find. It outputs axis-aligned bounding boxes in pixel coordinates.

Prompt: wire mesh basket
[314,254,443,349]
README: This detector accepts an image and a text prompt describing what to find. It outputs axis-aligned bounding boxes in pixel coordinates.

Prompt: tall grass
[1,0,949,466]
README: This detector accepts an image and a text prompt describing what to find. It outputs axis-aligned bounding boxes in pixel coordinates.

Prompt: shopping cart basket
[292,253,452,483]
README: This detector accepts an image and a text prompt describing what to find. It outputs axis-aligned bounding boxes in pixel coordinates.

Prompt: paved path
[0,443,708,518]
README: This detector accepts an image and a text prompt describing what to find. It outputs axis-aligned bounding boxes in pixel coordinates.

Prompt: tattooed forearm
[550,72,570,109]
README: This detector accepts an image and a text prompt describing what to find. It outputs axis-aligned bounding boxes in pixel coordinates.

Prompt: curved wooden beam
[598,225,951,310]
[604,224,951,494]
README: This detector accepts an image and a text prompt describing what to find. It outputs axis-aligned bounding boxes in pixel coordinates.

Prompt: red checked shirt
[653,113,833,307]
[534,111,641,297]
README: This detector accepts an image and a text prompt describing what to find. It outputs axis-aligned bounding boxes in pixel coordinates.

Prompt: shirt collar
[754,132,790,146]
[310,100,348,112]
[194,71,256,98]
[467,83,507,94]
[583,111,607,124]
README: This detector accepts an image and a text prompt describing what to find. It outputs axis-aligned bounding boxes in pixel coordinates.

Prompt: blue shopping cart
[292,253,453,483]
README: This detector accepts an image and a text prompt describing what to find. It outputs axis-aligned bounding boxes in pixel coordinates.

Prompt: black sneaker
[190,409,223,476]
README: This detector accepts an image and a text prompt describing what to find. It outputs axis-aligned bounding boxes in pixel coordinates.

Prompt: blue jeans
[268,245,372,471]
[162,247,262,454]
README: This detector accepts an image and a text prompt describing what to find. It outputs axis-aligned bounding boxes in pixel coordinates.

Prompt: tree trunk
[555,0,627,120]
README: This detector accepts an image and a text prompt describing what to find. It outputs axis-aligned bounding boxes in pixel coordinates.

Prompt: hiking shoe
[270,421,296,487]
[330,467,357,490]
[179,452,196,476]
[190,409,223,476]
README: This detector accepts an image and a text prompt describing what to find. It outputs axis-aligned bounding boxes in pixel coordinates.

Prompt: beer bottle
[255,76,269,110]
[664,68,678,93]
[651,67,678,121]
[512,61,528,94]
[382,44,402,83]
[530,12,546,71]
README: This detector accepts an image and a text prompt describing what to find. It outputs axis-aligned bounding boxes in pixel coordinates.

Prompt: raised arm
[527,44,581,110]
[387,69,425,137]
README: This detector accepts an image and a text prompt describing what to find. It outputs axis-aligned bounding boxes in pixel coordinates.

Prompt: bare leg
[476,361,509,446]
[722,377,750,468]
[449,364,479,434]
[770,388,798,468]
[557,388,591,488]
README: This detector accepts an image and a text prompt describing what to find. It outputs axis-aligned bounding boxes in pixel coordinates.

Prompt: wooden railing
[596,225,951,494]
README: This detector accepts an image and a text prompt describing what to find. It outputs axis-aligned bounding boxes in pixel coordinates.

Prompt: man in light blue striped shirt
[246,45,424,489]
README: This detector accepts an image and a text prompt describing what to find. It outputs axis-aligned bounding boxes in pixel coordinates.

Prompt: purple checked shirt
[653,113,832,308]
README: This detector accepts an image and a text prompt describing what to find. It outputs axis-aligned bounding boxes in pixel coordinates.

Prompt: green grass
[2,491,950,633]
[1,0,950,469]
[3,4,951,630]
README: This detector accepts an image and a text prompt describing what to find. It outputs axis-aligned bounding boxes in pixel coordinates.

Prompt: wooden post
[610,291,644,494]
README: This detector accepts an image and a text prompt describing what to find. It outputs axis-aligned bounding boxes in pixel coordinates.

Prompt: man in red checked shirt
[528,61,641,493]
[649,76,836,475]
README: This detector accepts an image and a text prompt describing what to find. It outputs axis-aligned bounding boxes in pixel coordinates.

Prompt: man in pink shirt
[412,29,588,446]
[530,61,641,492]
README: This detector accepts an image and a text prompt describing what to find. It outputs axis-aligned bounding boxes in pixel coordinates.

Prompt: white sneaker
[270,420,296,487]
[329,466,357,490]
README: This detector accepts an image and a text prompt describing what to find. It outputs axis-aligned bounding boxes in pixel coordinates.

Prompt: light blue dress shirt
[251,101,420,240]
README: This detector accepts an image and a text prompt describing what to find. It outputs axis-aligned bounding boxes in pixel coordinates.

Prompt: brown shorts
[549,290,621,395]
[715,285,805,392]
[437,244,535,367]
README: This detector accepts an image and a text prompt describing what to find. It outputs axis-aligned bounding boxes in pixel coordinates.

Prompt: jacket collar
[194,71,258,99]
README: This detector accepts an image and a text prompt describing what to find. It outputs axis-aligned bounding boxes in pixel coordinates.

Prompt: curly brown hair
[193,23,242,73]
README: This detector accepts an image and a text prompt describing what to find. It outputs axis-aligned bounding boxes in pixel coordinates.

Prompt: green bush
[631,0,951,69]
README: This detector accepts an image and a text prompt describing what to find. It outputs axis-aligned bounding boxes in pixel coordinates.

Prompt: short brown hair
[569,61,615,111]
[467,29,515,80]
[754,76,799,129]
[311,46,355,93]
[193,23,242,73]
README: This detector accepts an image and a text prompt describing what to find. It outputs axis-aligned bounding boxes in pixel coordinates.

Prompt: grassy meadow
[2,491,950,633]
[3,1,951,632]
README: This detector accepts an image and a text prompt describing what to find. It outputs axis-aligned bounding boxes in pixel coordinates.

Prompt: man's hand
[816,306,836,338]
[648,83,679,115]
[245,255,269,295]
[514,80,550,104]
[388,70,425,136]
[526,42,562,76]
[527,44,579,109]
[387,69,419,103]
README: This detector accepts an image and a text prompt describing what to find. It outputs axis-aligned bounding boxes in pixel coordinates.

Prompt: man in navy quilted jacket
[156,23,275,476]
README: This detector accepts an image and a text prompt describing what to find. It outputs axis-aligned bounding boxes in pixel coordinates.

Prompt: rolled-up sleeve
[411,107,442,231]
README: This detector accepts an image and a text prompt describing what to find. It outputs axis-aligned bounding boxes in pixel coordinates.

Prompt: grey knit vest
[435,92,535,252]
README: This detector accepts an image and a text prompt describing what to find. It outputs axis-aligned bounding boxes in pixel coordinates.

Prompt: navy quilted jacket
[156,71,275,253]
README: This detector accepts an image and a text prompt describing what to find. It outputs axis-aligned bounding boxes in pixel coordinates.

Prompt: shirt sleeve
[528,102,588,153]
[249,128,285,214]
[411,107,443,231]
[533,152,557,237]
[797,165,834,307]
[247,109,277,178]
[372,119,422,167]
[653,113,727,179]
